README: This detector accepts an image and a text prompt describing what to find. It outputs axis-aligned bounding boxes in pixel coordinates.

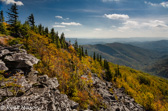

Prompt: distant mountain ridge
[66,37,168,45]
[83,42,160,71]
[129,40,168,55]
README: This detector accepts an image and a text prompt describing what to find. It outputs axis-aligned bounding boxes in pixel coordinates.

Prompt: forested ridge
[0,3,168,111]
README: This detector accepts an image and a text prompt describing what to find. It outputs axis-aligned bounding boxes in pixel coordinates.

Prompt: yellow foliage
[18,31,168,111]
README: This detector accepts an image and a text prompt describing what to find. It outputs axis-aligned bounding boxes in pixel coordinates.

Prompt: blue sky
[0,0,168,38]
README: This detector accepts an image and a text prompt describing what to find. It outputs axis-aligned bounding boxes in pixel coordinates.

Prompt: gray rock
[0,60,8,71]
[0,75,79,111]
[0,89,13,97]
[4,53,39,67]
[0,49,11,58]
[27,70,38,85]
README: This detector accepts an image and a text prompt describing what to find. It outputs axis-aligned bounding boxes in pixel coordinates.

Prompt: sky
[0,0,168,38]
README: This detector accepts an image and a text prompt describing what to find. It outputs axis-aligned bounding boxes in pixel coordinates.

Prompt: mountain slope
[129,40,168,55]
[0,31,168,110]
[146,55,168,78]
[83,43,159,70]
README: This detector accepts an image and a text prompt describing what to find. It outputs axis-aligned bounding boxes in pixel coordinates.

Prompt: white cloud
[144,1,168,8]
[1,0,23,6]
[142,20,168,28]
[123,20,139,27]
[61,22,82,26]
[94,28,102,31]
[160,2,168,8]
[102,0,120,2]
[118,19,168,32]
[104,14,129,20]
[55,16,70,20]
[53,25,66,28]
[144,1,158,7]
[55,16,63,19]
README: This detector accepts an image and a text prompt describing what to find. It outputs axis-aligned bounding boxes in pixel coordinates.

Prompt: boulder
[0,45,39,76]
[0,60,8,71]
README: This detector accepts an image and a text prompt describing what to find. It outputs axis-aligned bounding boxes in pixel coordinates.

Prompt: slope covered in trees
[0,3,168,111]
[83,43,159,71]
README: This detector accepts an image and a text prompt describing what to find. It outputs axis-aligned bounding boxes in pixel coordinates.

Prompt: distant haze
[66,37,168,45]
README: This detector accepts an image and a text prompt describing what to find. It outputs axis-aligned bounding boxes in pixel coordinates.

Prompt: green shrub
[138,75,151,85]
[8,38,22,45]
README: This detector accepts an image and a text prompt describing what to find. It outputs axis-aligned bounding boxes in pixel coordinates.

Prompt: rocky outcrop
[0,45,39,77]
[0,75,78,111]
[0,45,79,111]
[82,74,144,111]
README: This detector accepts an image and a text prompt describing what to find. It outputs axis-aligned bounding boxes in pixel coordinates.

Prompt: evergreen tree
[85,49,88,56]
[97,54,99,61]
[0,10,7,34]
[45,27,49,37]
[115,65,121,77]
[55,31,61,48]
[60,32,65,41]
[78,46,82,60]
[0,10,4,22]
[50,28,55,43]
[104,59,107,69]
[99,55,102,65]
[81,47,84,56]
[74,39,78,52]
[93,52,96,60]
[60,33,66,48]
[7,3,19,36]
[38,24,43,35]
[42,26,45,35]
[28,14,35,30]
[104,59,112,81]
[57,38,61,48]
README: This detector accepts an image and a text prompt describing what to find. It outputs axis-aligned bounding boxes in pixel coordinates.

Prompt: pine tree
[60,33,65,41]
[45,27,49,37]
[104,59,108,69]
[60,33,66,48]
[7,3,19,36]
[38,24,43,35]
[0,10,4,22]
[99,55,102,65]
[74,39,78,52]
[104,60,112,81]
[97,54,99,61]
[28,14,35,30]
[57,38,61,48]
[55,31,61,48]
[81,47,84,56]
[93,52,96,60]
[50,28,55,43]
[0,10,7,34]
[78,46,82,60]
[85,49,88,56]
[115,65,121,77]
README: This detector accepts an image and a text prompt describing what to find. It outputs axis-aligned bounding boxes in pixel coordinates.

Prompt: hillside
[145,55,168,78]
[129,40,168,55]
[83,43,159,71]
[0,33,168,110]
